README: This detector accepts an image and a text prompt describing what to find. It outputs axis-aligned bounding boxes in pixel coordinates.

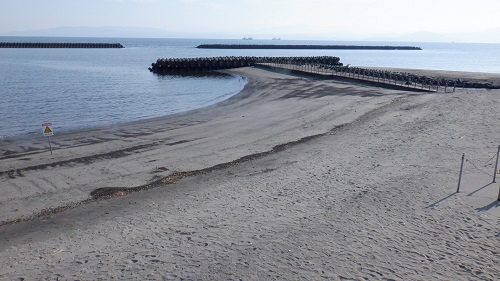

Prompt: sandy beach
[1,66,499,280]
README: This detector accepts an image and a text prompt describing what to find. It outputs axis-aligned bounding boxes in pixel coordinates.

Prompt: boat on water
[242,37,253,40]
[272,37,281,40]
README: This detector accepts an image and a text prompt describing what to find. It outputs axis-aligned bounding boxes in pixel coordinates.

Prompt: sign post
[42,122,54,155]
[457,153,465,193]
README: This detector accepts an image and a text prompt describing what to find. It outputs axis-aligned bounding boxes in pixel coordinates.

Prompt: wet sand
[0,67,499,280]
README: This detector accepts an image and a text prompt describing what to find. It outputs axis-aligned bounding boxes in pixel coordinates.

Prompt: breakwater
[261,63,500,90]
[0,42,124,48]
[149,56,342,74]
[331,65,499,89]
[197,44,422,50]
[149,55,498,90]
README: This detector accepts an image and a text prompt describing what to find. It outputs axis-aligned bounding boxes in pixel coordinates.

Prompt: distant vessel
[272,37,281,40]
[242,37,253,40]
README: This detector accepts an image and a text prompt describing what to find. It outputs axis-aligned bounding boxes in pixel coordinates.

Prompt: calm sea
[1,37,500,138]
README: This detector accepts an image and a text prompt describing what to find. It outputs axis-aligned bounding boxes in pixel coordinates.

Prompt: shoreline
[1,66,499,280]
[0,66,403,223]
[2,66,500,222]
[0,73,248,146]
[3,66,500,150]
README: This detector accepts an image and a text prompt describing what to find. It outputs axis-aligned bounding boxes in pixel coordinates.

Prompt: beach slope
[0,67,499,280]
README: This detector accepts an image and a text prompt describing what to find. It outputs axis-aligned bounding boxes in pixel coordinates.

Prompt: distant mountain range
[2,26,500,43]
[0,26,185,39]
[367,29,500,43]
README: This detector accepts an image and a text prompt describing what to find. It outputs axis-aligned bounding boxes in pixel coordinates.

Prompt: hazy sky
[2,0,500,39]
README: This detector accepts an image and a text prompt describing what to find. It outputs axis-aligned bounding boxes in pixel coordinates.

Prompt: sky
[1,0,500,41]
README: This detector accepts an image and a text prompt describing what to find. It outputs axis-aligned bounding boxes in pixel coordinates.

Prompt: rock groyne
[0,42,124,48]
[197,44,422,50]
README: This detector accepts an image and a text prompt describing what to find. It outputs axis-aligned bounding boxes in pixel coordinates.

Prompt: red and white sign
[42,122,54,137]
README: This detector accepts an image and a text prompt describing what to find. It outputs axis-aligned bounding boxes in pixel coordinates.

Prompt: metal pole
[493,145,500,183]
[457,153,465,193]
[48,136,53,155]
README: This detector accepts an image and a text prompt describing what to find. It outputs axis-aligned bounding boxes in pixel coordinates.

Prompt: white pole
[48,136,53,155]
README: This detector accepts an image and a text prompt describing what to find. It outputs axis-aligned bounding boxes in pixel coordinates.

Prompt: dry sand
[0,67,499,280]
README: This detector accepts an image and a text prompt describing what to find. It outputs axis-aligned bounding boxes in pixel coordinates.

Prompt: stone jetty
[197,44,422,50]
[0,42,124,48]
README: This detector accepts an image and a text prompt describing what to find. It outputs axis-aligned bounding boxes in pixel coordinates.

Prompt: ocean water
[1,37,500,138]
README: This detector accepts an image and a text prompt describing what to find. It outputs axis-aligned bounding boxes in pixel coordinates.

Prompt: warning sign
[42,122,54,137]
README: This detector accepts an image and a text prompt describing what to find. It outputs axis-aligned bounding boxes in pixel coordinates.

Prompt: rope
[482,150,499,166]
[466,158,493,177]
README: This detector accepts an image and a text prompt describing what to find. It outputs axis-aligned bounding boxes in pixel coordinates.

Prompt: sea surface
[1,37,500,138]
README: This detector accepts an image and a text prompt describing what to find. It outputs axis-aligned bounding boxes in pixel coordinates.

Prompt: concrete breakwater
[197,44,422,50]
[148,56,342,74]
[0,42,124,48]
[149,55,499,90]
[259,63,500,90]
[318,65,500,90]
